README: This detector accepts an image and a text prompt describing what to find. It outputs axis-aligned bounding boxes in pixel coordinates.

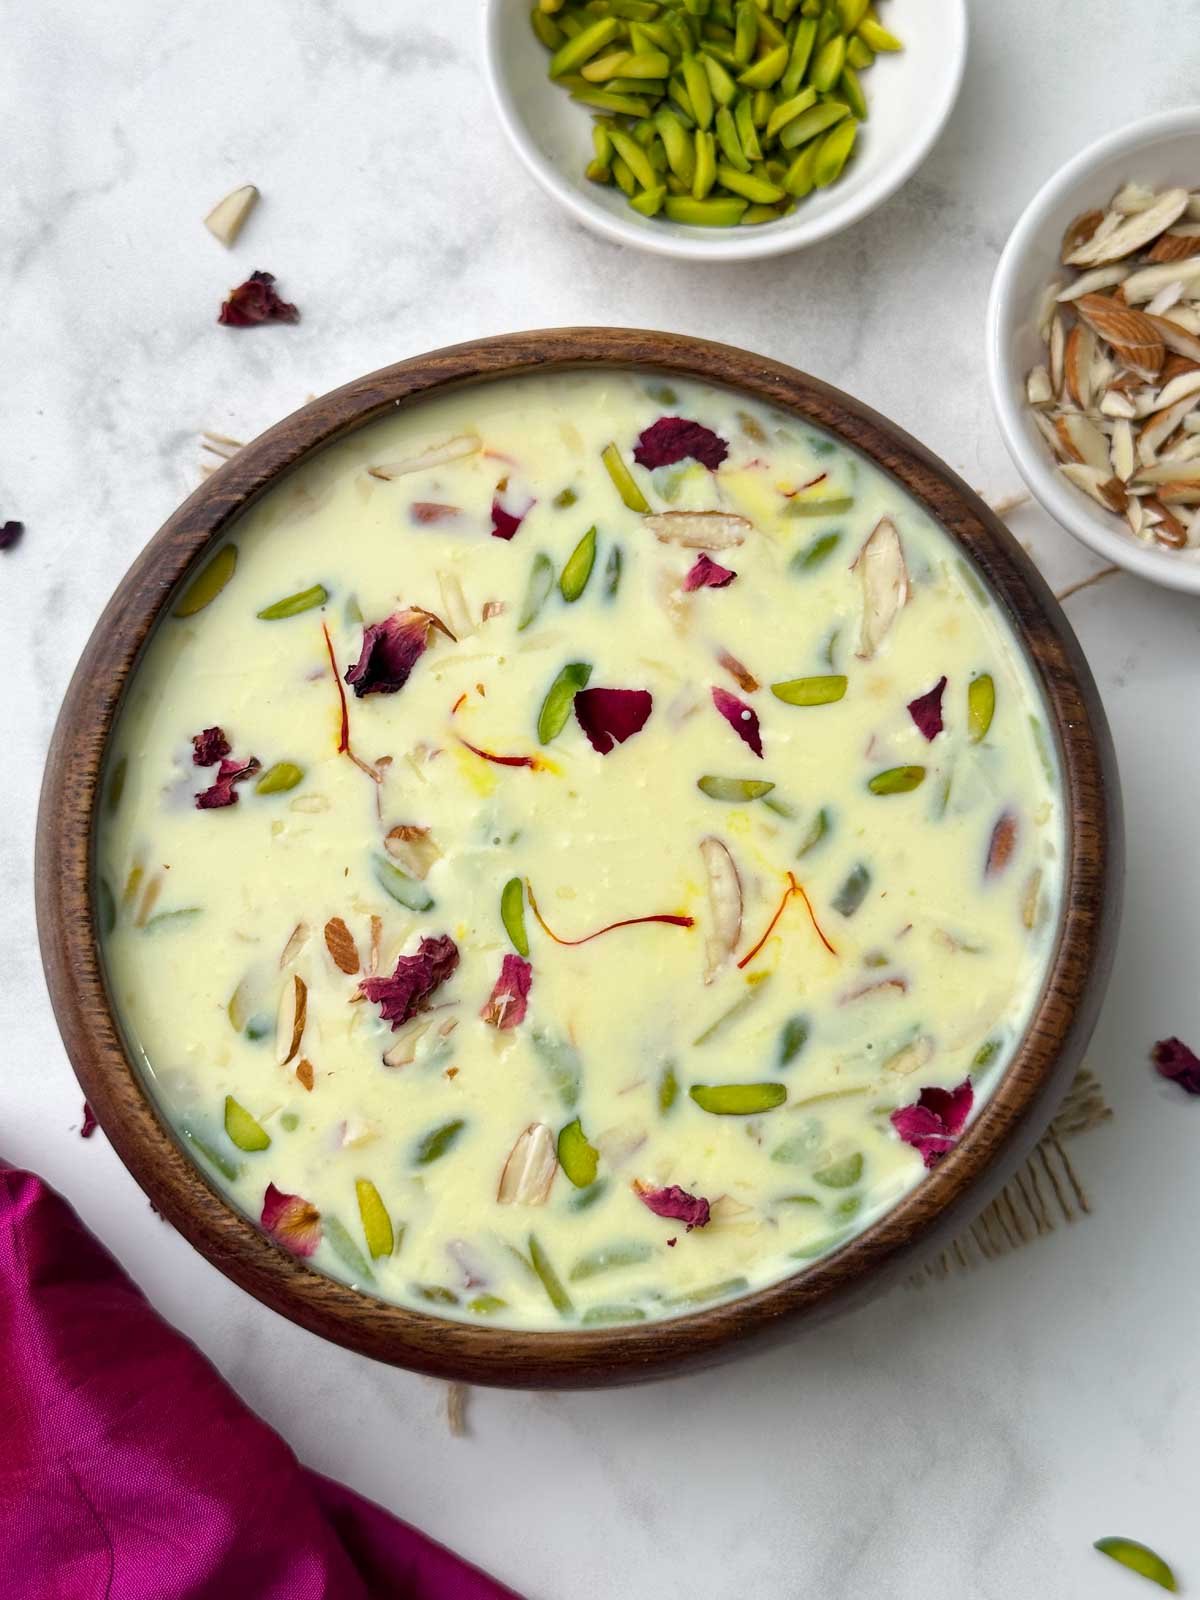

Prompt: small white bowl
[987,107,1200,597]
[483,0,967,263]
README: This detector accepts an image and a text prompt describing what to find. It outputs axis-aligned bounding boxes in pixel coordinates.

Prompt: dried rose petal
[682,553,737,591]
[480,954,532,1030]
[191,726,231,767]
[260,1182,322,1256]
[491,494,534,541]
[711,686,763,758]
[411,502,461,525]
[891,1078,974,1168]
[361,934,459,1030]
[0,520,24,551]
[81,1103,98,1139]
[218,270,300,327]
[634,1181,711,1230]
[195,754,261,810]
[574,687,653,754]
[1152,1036,1200,1095]
[633,416,729,471]
[907,676,947,741]
[345,608,440,698]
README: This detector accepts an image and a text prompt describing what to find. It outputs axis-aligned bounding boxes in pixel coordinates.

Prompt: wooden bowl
[36,329,1122,1389]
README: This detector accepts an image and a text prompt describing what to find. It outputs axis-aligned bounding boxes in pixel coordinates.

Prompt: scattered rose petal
[907,676,947,741]
[891,1079,974,1168]
[218,270,300,327]
[0,520,24,551]
[260,1182,322,1256]
[711,686,763,758]
[634,1181,711,1230]
[361,934,459,1029]
[480,954,532,1030]
[411,502,461,525]
[345,608,446,698]
[490,495,534,541]
[574,687,653,754]
[634,416,729,471]
[1152,1036,1200,1094]
[683,553,737,591]
[191,726,231,766]
[195,754,261,809]
[81,1103,98,1139]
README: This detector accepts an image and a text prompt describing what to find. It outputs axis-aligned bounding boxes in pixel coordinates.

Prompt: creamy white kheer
[98,371,1062,1329]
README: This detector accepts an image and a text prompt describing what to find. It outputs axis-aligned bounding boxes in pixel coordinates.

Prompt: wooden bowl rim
[36,328,1121,1388]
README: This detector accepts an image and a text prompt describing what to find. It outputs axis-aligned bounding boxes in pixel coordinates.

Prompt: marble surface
[3,2,1199,1595]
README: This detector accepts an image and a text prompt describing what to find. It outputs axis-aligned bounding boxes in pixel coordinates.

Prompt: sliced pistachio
[518,551,556,631]
[814,1151,863,1188]
[324,1216,374,1283]
[97,876,116,936]
[553,486,578,508]
[143,908,202,933]
[501,875,530,956]
[868,765,926,795]
[172,545,237,617]
[373,855,434,912]
[796,806,831,857]
[255,761,304,795]
[256,583,328,620]
[697,774,775,801]
[181,1125,241,1182]
[604,544,623,598]
[582,1304,647,1324]
[693,978,769,1045]
[414,1118,465,1166]
[832,862,871,916]
[973,1038,1002,1071]
[279,1111,300,1132]
[532,1029,582,1110]
[559,525,598,601]
[785,495,854,518]
[570,1179,609,1212]
[968,673,995,742]
[658,1061,679,1113]
[771,674,847,706]
[355,1177,395,1258]
[778,1014,810,1067]
[689,1081,787,1115]
[413,1283,459,1306]
[790,531,840,573]
[223,1095,270,1152]
[569,1242,653,1281]
[106,754,128,815]
[665,1276,749,1306]
[557,1118,600,1188]
[601,441,650,512]
[468,1294,508,1315]
[537,660,592,743]
[528,1233,573,1315]
[791,1230,852,1260]
[1093,1538,1177,1592]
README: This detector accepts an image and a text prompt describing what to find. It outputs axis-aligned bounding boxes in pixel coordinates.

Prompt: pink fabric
[0,1164,523,1600]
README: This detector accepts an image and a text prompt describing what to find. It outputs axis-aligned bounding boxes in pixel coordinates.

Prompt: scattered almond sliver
[1026,179,1200,554]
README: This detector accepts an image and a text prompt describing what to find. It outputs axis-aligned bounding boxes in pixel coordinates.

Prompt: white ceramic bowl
[483,0,967,263]
[987,107,1200,597]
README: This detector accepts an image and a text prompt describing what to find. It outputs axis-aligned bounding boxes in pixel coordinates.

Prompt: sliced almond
[437,570,474,639]
[1054,412,1111,472]
[1067,188,1189,266]
[1100,387,1138,419]
[1126,497,1146,538]
[1137,394,1199,465]
[1121,257,1200,305]
[1073,293,1165,376]
[1056,264,1131,302]
[1152,368,1200,411]
[700,836,743,983]
[382,1017,433,1068]
[1036,279,1065,340]
[883,1035,935,1076]
[852,516,908,659]
[1032,409,1067,460]
[1063,324,1096,409]
[1111,417,1135,481]
[1146,281,1185,319]
[280,921,310,969]
[383,824,441,879]
[203,184,259,248]
[295,1058,315,1092]
[366,434,480,481]
[1136,459,1200,484]
[642,510,751,549]
[1154,482,1200,504]
[276,975,307,1066]
[1060,464,1127,512]
[1049,312,1066,394]
[1147,313,1200,365]
[324,916,360,975]
[1148,225,1200,263]
[1061,207,1104,262]
[1145,498,1188,547]
[1113,181,1158,215]
[497,1123,558,1206]
[1026,365,1054,406]
[715,647,758,693]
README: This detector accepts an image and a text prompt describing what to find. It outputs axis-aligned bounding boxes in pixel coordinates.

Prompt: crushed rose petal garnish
[361,935,460,1029]
[480,954,532,1029]
[81,1103,98,1139]
[191,726,231,767]
[711,685,763,758]
[890,1079,974,1168]
[633,416,729,471]
[683,553,737,591]
[907,676,947,741]
[1152,1037,1200,1095]
[217,270,300,327]
[260,1182,322,1256]
[634,1181,711,1230]
[345,608,447,698]
[194,754,261,810]
[0,520,24,551]
[490,496,533,541]
[573,687,653,754]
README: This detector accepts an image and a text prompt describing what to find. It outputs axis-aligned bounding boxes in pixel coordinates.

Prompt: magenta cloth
[0,1164,524,1600]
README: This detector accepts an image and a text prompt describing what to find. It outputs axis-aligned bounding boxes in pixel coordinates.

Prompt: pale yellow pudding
[98,371,1062,1329]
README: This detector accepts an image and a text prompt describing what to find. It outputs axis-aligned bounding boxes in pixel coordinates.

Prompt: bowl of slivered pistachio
[483,0,966,261]
[988,107,1200,595]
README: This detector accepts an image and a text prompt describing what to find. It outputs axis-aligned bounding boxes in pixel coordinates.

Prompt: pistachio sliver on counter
[528,1233,573,1315]
[256,584,328,620]
[537,661,593,744]
[172,545,237,617]
[689,1082,787,1115]
[223,1095,270,1152]
[1093,1539,1177,1592]
[557,1118,600,1188]
[771,674,847,706]
[373,855,434,912]
[500,875,530,957]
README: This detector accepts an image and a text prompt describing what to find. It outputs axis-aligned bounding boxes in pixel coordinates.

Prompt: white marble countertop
[3,2,1199,1595]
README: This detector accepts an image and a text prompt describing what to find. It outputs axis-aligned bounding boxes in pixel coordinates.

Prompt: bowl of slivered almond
[987,108,1200,595]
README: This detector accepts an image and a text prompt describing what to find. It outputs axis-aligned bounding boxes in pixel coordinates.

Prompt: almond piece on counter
[203,184,260,248]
